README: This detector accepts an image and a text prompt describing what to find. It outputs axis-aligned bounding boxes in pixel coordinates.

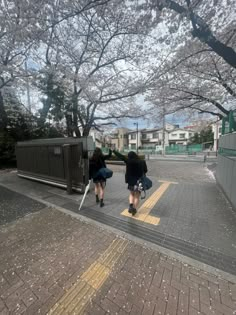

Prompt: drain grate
[79,207,236,276]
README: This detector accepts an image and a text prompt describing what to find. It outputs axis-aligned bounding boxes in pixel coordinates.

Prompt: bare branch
[157,0,236,68]
[170,87,229,115]
[94,113,142,120]
[191,106,223,118]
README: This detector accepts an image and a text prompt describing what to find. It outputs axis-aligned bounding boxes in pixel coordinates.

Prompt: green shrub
[0,131,16,162]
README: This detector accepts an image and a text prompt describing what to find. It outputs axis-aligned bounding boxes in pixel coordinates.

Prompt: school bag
[95,167,113,179]
[138,175,152,199]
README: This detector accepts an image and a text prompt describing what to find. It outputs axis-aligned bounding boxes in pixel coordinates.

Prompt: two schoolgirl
[89,148,148,215]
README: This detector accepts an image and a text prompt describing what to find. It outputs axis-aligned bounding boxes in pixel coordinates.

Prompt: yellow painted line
[121,180,178,225]
[159,180,178,185]
[48,238,128,315]
[68,285,95,314]
[65,283,94,314]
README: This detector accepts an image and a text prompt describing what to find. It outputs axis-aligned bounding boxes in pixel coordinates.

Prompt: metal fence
[165,144,203,155]
[222,110,236,135]
[101,144,204,156]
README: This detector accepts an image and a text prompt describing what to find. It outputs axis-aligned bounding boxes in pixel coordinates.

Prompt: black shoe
[128,205,136,215]
[128,205,134,213]
[96,196,99,204]
[100,200,104,207]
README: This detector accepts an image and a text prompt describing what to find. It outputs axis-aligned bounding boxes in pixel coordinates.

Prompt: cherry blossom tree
[34,0,153,137]
[143,0,236,119]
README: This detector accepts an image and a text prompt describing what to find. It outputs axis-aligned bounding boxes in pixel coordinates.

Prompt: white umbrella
[78,180,91,211]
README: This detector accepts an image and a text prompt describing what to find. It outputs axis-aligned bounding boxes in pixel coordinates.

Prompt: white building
[141,128,169,150]
[127,130,142,151]
[211,120,222,151]
[165,123,178,131]
[168,129,195,145]
[89,128,105,148]
[127,128,169,151]
[107,123,203,152]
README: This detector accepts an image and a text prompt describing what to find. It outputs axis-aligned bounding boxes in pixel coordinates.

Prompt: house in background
[127,128,169,151]
[89,128,108,148]
[110,127,130,151]
[127,129,142,151]
[165,123,179,131]
[168,129,195,146]
[109,123,182,151]
[140,128,169,150]
[101,122,214,152]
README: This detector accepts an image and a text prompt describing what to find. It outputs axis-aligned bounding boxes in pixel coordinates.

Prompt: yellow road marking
[121,180,178,225]
[48,238,128,315]
[158,180,178,185]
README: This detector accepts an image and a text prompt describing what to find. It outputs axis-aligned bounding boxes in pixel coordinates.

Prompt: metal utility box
[16,137,94,193]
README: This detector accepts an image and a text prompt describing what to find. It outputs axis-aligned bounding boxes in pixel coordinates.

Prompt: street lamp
[162,106,165,156]
[133,122,138,154]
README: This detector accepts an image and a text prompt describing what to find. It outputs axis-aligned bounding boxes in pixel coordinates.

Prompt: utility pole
[162,106,165,156]
[215,119,219,152]
[134,122,139,154]
[25,61,31,113]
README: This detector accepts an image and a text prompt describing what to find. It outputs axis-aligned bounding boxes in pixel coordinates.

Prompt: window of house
[219,127,222,134]
[131,133,136,140]
[131,144,136,149]
[171,133,177,137]
[189,133,192,137]
[152,132,158,138]
[179,133,185,138]
[142,134,147,139]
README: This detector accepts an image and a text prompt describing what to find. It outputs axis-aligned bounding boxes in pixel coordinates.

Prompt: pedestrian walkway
[0,207,236,315]
[1,161,236,276]
[1,161,236,314]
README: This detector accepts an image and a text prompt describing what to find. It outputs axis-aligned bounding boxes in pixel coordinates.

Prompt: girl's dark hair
[92,147,103,160]
[128,151,138,160]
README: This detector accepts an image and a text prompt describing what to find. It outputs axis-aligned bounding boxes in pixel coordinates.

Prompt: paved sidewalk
[0,186,45,225]
[1,167,236,276]
[0,207,236,315]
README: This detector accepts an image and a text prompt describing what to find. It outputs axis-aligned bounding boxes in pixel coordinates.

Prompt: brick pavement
[0,208,235,315]
[0,186,45,225]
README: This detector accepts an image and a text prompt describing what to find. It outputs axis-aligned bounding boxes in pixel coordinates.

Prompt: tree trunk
[161,0,236,69]
[72,95,81,138]
[39,74,54,126]
[83,127,90,137]
[192,28,236,69]
[74,126,81,137]
[66,114,73,137]
[39,97,52,127]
